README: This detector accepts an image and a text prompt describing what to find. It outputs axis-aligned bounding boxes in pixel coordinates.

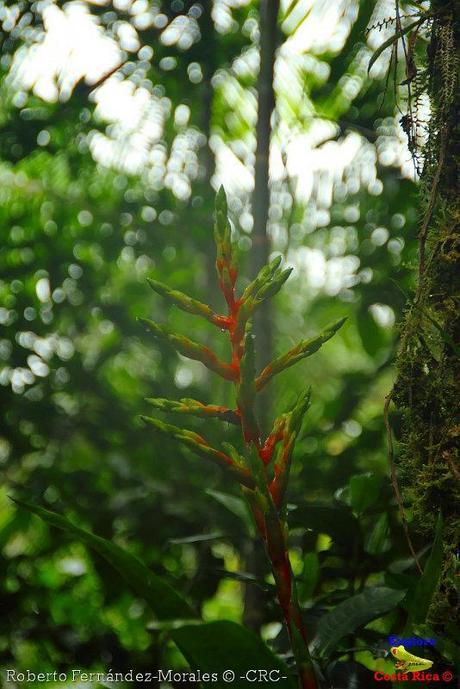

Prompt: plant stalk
[246,492,318,689]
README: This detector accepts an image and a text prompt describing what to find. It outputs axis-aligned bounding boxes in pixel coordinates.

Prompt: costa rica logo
[390,645,434,672]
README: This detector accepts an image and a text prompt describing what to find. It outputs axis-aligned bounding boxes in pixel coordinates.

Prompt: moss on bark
[393,0,459,628]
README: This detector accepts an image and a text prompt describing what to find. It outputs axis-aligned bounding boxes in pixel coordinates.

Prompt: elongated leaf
[13,499,197,621]
[256,318,346,390]
[240,255,282,302]
[145,397,239,425]
[365,513,390,556]
[282,2,313,36]
[147,278,217,323]
[271,390,311,507]
[281,0,299,21]
[405,513,444,629]
[349,473,382,514]
[139,318,237,381]
[214,187,237,304]
[205,489,254,533]
[169,532,223,545]
[140,415,254,489]
[368,19,423,74]
[172,621,295,688]
[311,587,406,657]
[215,569,273,591]
[357,312,385,357]
[13,502,293,685]
[299,552,320,600]
[234,259,291,343]
[237,326,259,443]
[214,186,231,259]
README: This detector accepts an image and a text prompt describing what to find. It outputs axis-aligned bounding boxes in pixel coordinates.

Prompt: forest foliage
[0,0,458,687]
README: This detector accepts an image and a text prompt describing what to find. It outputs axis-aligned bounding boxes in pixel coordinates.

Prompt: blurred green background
[1,0,446,687]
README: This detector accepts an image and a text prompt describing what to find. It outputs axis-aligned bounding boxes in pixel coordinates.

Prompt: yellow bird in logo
[390,645,433,671]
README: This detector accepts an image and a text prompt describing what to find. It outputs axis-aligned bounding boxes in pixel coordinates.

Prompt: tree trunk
[243,0,280,633]
[200,0,218,301]
[393,0,459,627]
[251,0,280,381]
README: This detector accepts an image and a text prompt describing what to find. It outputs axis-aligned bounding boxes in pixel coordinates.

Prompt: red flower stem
[217,241,317,688]
[248,499,318,689]
[259,420,285,464]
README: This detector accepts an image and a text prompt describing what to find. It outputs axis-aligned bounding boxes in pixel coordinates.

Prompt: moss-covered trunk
[393,0,459,627]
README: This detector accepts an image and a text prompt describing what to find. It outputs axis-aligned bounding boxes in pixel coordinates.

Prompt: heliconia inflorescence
[140,188,345,689]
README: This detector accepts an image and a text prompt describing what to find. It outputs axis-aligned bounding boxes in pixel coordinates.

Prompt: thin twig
[88,61,126,94]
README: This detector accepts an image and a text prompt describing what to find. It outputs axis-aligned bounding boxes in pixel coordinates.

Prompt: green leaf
[12,499,197,621]
[139,318,236,381]
[237,324,259,443]
[13,501,294,684]
[146,277,216,323]
[349,473,382,514]
[169,532,223,545]
[368,19,423,74]
[140,416,254,488]
[357,311,386,357]
[171,621,295,688]
[205,489,254,534]
[299,551,320,600]
[145,397,239,425]
[256,318,347,390]
[281,0,299,21]
[385,571,417,592]
[311,587,406,658]
[405,512,444,628]
[365,513,390,556]
[281,2,313,35]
